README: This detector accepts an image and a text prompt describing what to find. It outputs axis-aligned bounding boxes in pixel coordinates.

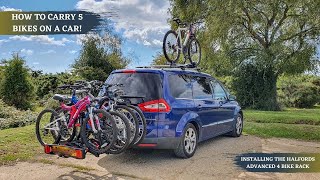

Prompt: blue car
[106,67,243,158]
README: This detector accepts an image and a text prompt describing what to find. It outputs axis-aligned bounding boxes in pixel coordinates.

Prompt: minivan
[105,67,243,158]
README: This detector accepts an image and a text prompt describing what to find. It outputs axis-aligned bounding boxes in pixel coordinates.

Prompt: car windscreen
[100,72,163,104]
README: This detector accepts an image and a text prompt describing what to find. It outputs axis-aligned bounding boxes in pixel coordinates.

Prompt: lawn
[0,124,42,165]
[243,107,320,141]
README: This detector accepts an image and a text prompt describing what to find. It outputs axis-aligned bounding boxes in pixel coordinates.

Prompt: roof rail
[136,63,201,72]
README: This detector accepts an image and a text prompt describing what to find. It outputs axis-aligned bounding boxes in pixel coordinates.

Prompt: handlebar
[57,80,103,92]
[172,18,203,27]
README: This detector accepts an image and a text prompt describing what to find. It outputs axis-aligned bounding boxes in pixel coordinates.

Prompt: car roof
[112,67,214,79]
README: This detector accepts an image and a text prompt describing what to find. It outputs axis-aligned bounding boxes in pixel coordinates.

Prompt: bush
[278,75,320,108]
[0,100,37,129]
[232,64,279,110]
[0,55,35,110]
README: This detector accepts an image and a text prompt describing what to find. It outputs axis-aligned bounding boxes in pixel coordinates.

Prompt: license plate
[44,144,86,159]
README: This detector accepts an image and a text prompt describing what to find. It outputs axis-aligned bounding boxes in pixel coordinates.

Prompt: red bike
[36,82,117,155]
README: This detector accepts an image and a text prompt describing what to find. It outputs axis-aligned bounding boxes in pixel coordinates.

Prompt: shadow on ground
[97,135,262,179]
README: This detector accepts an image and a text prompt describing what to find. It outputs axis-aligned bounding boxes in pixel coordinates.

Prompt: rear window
[101,72,162,103]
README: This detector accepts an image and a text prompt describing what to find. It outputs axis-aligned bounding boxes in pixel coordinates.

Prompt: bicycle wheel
[36,109,61,146]
[55,107,77,143]
[115,105,139,147]
[163,30,180,64]
[128,105,146,145]
[187,37,201,66]
[80,109,117,155]
[106,111,131,154]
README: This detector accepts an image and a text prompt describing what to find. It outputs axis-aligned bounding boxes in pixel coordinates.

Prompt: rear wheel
[187,37,201,66]
[55,107,77,143]
[128,105,146,145]
[115,105,139,147]
[163,30,180,64]
[106,111,132,154]
[81,109,117,155]
[174,123,198,158]
[36,109,61,146]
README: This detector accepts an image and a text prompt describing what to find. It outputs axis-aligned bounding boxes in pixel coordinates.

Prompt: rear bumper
[135,137,180,149]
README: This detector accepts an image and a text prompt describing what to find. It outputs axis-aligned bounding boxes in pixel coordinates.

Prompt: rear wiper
[104,83,124,88]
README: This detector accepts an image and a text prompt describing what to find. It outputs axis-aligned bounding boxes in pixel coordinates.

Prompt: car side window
[192,76,213,99]
[168,74,192,98]
[211,81,227,100]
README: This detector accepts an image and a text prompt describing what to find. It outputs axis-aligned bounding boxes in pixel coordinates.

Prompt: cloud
[33,62,40,65]
[0,39,10,45]
[0,6,22,11]
[20,49,33,56]
[76,0,170,47]
[9,35,73,46]
[40,50,56,54]
[69,50,77,54]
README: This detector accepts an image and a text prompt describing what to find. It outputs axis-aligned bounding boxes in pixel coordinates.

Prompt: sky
[0,0,171,73]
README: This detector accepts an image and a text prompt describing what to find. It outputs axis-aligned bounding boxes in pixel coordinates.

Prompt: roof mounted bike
[163,17,202,68]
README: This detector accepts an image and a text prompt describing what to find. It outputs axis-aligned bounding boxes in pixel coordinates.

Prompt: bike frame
[175,24,195,52]
[44,95,101,134]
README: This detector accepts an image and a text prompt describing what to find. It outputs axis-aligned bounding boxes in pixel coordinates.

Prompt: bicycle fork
[88,107,101,133]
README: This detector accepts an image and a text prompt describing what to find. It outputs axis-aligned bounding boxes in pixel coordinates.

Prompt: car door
[191,75,220,140]
[166,73,195,137]
[211,80,235,133]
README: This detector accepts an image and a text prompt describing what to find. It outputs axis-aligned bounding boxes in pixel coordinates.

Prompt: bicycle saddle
[173,18,181,24]
[53,94,70,102]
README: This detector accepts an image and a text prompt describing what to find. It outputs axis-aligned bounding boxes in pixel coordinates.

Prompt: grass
[243,107,320,141]
[244,122,320,141]
[245,107,320,125]
[0,124,42,165]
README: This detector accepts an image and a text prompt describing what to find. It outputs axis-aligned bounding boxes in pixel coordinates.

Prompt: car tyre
[174,123,198,158]
[230,113,243,137]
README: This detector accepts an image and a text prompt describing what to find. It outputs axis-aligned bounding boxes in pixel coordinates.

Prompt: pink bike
[36,82,117,155]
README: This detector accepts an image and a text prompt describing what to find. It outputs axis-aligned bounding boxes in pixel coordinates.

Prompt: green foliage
[73,34,129,81]
[151,52,168,65]
[232,64,279,110]
[33,72,81,99]
[278,75,320,108]
[0,100,37,129]
[0,65,4,82]
[0,55,35,110]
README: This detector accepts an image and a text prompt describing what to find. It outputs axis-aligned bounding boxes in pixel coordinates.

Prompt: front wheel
[174,123,198,158]
[230,113,243,137]
[163,30,180,64]
[187,37,201,66]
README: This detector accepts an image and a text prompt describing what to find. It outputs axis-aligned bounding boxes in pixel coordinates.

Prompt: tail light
[138,99,171,113]
[122,69,136,73]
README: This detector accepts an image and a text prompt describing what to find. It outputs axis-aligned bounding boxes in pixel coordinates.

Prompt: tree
[170,0,320,110]
[0,54,35,110]
[151,52,168,65]
[73,33,129,81]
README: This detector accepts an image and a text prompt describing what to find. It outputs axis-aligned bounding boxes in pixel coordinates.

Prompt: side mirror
[229,95,236,101]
